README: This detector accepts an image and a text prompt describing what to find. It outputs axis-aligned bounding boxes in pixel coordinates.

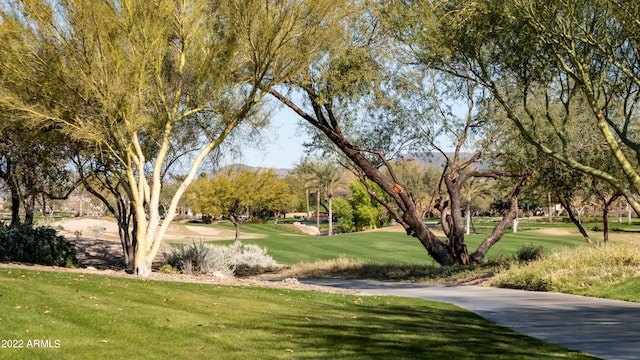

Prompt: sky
[230,106,309,170]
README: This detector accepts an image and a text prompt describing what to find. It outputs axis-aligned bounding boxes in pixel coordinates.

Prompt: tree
[265,3,530,265]
[0,118,76,226]
[254,170,296,225]
[0,0,340,276]
[289,157,317,220]
[309,162,345,236]
[332,197,354,233]
[390,159,440,219]
[536,161,596,245]
[189,167,293,241]
[349,180,385,231]
[386,0,640,215]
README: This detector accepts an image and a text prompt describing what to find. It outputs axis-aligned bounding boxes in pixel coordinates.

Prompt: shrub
[515,243,545,262]
[163,241,278,276]
[88,225,106,237]
[0,223,78,267]
[158,264,181,274]
[489,243,640,292]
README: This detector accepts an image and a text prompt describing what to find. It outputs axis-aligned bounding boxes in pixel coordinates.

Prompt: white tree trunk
[548,192,553,222]
[464,207,470,235]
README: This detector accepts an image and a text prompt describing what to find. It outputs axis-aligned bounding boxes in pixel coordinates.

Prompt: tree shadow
[241,298,594,359]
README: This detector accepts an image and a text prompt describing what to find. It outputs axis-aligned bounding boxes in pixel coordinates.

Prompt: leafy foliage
[0,223,78,267]
[332,197,354,233]
[190,168,293,219]
[0,0,342,276]
[515,243,545,262]
[349,180,389,230]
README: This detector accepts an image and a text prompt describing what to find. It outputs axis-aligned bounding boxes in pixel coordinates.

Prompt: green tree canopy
[0,0,342,276]
[384,0,640,214]
[189,167,294,241]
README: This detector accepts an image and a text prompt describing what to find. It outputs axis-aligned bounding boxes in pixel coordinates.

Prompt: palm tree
[460,177,493,235]
[291,157,316,220]
[310,162,344,236]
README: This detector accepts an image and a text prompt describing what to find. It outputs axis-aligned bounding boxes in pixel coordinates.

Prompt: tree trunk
[444,176,470,264]
[603,204,610,244]
[316,190,320,230]
[559,195,593,246]
[235,223,240,243]
[512,197,518,233]
[23,194,35,225]
[305,188,311,220]
[83,180,137,272]
[328,195,333,236]
[464,205,471,235]
[618,207,623,223]
[470,176,530,263]
[441,208,452,238]
[602,194,622,245]
[119,201,137,272]
[548,192,553,222]
[8,178,21,226]
[136,258,153,277]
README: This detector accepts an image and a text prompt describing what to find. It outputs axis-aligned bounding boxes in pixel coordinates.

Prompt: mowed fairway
[206,222,587,265]
[0,268,594,359]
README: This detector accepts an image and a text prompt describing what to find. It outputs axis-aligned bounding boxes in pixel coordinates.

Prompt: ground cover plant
[163,241,277,276]
[0,268,594,359]
[489,243,640,295]
[569,276,640,302]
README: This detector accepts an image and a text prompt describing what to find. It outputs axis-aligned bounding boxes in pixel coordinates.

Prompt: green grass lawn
[569,276,640,302]
[0,268,594,359]
[206,222,586,265]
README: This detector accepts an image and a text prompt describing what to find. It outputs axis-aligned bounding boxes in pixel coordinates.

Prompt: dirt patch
[531,228,577,236]
[52,218,266,243]
[71,237,126,270]
[530,227,638,243]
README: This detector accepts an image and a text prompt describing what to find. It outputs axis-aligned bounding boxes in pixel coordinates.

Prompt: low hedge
[0,223,78,267]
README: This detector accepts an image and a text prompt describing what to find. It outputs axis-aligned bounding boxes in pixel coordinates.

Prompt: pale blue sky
[234,106,308,170]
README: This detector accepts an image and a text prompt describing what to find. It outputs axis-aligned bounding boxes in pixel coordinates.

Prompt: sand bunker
[51,217,266,243]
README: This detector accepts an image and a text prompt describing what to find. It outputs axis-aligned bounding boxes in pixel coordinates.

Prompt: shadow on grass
[262,260,509,285]
[245,300,593,359]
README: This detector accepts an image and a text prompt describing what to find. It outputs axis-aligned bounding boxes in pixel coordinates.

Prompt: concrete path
[302,279,640,360]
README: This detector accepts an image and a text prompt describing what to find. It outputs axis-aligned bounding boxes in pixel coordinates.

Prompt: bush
[515,243,545,262]
[158,264,181,274]
[0,223,78,267]
[163,241,278,276]
[490,243,640,292]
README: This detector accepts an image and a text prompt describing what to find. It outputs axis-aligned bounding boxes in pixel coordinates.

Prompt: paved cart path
[302,279,640,360]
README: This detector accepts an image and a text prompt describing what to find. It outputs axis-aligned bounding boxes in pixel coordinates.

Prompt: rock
[282,278,299,285]
[211,271,226,279]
